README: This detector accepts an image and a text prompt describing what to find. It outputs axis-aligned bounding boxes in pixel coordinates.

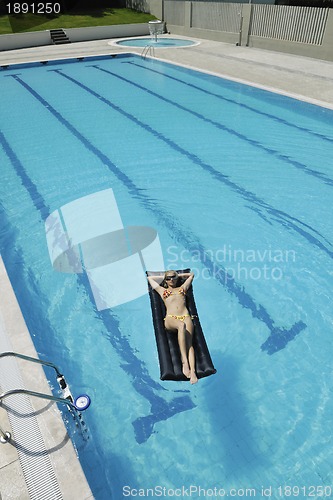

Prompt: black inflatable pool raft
[147,269,217,381]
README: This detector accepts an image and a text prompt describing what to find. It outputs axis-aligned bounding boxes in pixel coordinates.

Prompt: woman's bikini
[163,287,186,299]
[163,287,195,322]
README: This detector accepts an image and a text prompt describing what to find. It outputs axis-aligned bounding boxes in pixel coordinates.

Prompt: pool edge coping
[1,44,333,111]
[0,256,94,500]
[147,51,333,111]
[109,34,201,49]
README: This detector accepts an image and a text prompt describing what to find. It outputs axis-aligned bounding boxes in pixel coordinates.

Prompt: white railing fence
[248,4,328,45]
[164,0,186,27]
[191,2,242,33]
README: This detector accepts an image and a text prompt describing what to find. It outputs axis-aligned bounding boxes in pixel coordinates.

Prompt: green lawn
[0,6,156,34]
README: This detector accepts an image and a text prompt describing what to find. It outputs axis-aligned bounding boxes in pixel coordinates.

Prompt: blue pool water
[1,54,333,499]
[115,37,197,48]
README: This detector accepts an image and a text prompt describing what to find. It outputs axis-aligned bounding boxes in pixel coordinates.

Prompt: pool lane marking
[4,67,332,264]
[126,60,333,147]
[47,68,333,259]
[5,74,308,355]
[92,64,333,188]
[0,127,196,445]
[0,129,50,220]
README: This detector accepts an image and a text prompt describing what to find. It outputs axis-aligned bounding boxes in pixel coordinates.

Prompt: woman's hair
[161,270,181,288]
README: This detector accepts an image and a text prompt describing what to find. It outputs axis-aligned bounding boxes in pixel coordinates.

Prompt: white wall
[148,0,333,62]
[0,23,149,52]
[0,30,51,51]
[65,23,149,42]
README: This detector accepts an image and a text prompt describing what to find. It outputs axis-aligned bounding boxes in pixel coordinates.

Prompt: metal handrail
[0,426,10,443]
[141,45,148,58]
[0,351,63,379]
[141,44,155,59]
[0,352,91,444]
[0,388,79,444]
[0,388,78,411]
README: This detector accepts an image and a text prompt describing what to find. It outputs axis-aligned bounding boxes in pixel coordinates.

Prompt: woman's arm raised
[147,275,164,290]
[180,272,194,292]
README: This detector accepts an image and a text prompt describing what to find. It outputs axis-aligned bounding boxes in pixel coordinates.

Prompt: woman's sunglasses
[165,275,177,281]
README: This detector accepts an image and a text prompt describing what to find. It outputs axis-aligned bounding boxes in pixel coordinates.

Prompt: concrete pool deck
[1,35,333,109]
[0,35,332,498]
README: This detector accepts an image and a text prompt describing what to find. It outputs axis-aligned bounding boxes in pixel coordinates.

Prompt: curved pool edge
[109,36,201,49]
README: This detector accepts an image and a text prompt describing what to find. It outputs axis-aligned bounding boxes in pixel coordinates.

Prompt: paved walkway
[1,36,333,108]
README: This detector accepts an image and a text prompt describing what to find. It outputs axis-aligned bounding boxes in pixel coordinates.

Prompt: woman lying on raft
[147,270,198,384]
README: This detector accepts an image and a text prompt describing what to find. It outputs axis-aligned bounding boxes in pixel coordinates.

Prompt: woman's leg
[184,317,197,385]
[165,317,190,377]
[164,316,198,384]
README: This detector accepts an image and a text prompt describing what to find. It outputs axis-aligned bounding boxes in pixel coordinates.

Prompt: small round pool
[113,37,198,48]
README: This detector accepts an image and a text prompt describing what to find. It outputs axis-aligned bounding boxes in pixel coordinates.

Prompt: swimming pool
[113,37,198,48]
[1,53,333,499]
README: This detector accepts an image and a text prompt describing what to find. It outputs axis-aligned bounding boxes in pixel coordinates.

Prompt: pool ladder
[141,44,155,59]
[0,351,90,444]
